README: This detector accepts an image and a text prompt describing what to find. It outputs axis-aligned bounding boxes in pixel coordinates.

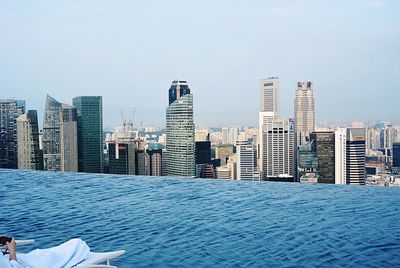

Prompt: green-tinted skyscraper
[73,96,103,173]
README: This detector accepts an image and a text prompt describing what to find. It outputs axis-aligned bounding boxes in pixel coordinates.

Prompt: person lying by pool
[0,235,90,268]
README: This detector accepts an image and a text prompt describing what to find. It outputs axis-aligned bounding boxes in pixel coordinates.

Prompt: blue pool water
[1,169,400,267]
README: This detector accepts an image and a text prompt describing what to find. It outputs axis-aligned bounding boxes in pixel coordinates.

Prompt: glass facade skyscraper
[73,96,103,173]
[310,131,335,184]
[166,80,195,177]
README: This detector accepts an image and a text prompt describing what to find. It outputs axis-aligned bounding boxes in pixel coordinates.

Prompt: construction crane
[120,110,127,127]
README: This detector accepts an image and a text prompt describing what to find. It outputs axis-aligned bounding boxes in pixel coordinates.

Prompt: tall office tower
[222,127,229,144]
[335,128,366,185]
[335,128,347,185]
[108,142,136,174]
[261,118,295,180]
[195,140,212,178]
[294,81,315,146]
[392,142,400,174]
[166,80,195,177]
[43,95,62,171]
[259,77,280,176]
[229,128,238,145]
[43,95,78,172]
[310,132,335,183]
[136,149,146,175]
[0,99,25,168]
[17,110,43,170]
[366,128,381,150]
[146,146,163,176]
[260,77,280,116]
[383,125,395,163]
[72,96,103,173]
[297,141,318,177]
[236,140,258,180]
[195,141,211,165]
[221,127,238,145]
[60,104,78,172]
[383,125,394,149]
[161,149,168,176]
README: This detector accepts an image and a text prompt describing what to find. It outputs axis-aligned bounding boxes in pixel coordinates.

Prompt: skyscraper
[146,144,163,176]
[259,77,280,176]
[17,110,43,170]
[0,99,25,168]
[294,81,315,146]
[42,95,78,172]
[166,80,195,177]
[108,142,136,175]
[335,128,366,185]
[195,141,211,165]
[60,104,78,172]
[392,142,400,174]
[236,140,258,180]
[73,96,103,173]
[260,77,280,117]
[43,95,62,171]
[335,128,347,185]
[261,118,295,180]
[310,131,335,183]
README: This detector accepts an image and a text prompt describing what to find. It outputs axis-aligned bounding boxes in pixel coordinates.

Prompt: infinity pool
[1,169,399,267]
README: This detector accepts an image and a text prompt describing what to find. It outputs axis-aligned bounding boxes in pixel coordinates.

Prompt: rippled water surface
[1,169,400,267]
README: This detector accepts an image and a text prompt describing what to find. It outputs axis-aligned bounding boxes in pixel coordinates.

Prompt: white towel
[13,238,90,268]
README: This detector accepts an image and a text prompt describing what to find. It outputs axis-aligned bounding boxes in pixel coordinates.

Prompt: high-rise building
[335,128,347,185]
[60,104,78,172]
[136,149,146,175]
[166,80,195,177]
[72,96,103,173]
[0,99,25,169]
[146,146,163,176]
[261,118,295,180]
[294,81,315,146]
[259,77,280,176]
[392,142,400,173]
[43,95,62,171]
[221,127,238,145]
[42,95,78,172]
[195,141,211,165]
[366,128,381,151]
[236,140,258,180]
[335,128,366,185]
[310,132,335,183]
[260,77,280,116]
[297,140,318,176]
[16,110,43,170]
[108,142,136,175]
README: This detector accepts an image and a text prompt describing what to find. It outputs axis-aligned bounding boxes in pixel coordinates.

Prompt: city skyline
[1,0,399,128]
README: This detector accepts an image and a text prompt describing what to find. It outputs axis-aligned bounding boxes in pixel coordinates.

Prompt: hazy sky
[1,0,399,130]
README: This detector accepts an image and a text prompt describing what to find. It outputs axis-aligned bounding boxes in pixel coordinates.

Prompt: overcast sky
[1,0,399,130]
